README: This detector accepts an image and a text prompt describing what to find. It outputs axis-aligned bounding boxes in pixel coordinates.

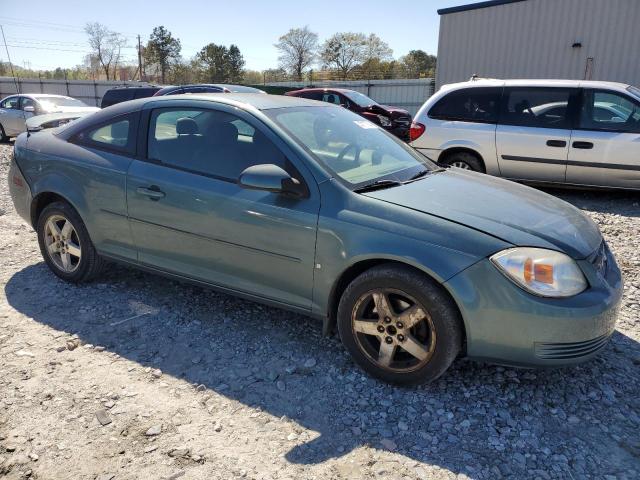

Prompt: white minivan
[410,79,640,190]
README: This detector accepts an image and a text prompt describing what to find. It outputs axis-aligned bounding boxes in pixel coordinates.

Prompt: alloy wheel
[43,214,82,273]
[451,161,472,170]
[351,288,436,372]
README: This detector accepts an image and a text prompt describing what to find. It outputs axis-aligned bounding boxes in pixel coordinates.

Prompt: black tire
[440,151,485,172]
[0,124,7,143]
[37,201,104,283]
[337,264,463,385]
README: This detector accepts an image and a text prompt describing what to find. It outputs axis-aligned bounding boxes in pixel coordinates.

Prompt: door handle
[546,139,567,147]
[136,186,165,200]
[572,141,594,149]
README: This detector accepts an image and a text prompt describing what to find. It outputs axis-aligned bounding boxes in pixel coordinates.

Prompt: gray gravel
[0,142,638,479]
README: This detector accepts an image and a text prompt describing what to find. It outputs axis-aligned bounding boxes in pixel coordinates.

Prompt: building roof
[438,0,527,15]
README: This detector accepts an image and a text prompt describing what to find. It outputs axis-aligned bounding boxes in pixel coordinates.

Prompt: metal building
[436,0,640,88]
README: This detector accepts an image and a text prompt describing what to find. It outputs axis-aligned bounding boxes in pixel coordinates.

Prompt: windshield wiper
[406,169,431,182]
[353,179,403,193]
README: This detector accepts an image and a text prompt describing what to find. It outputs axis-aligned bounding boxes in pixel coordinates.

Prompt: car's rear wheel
[337,264,463,385]
[0,124,7,143]
[440,151,484,172]
[37,201,104,283]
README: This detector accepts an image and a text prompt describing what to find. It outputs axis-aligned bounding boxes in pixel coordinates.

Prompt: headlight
[377,115,392,127]
[490,248,587,298]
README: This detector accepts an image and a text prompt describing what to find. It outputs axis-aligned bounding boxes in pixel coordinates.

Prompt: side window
[21,97,37,111]
[429,87,501,123]
[579,90,640,132]
[147,108,287,181]
[501,88,574,129]
[0,96,19,109]
[302,91,323,101]
[73,114,135,153]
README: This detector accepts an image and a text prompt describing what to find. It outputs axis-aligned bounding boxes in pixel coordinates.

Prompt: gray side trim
[501,155,640,171]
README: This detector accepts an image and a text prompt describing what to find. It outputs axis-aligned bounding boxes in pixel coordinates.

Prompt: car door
[126,101,320,310]
[0,96,25,136]
[496,87,578,182]
[566,88,640,189]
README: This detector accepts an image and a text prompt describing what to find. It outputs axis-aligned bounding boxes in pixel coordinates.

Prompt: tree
[401,50,437,77]
[85,22,127,80]
[275,26,318,81]
[320,32,366,79]
[226,44,245,83]
[195,43,245,83]
[243,69,263,85]
[145,26,181,84]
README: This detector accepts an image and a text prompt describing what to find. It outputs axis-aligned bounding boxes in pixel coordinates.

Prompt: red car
[285,88,412,140]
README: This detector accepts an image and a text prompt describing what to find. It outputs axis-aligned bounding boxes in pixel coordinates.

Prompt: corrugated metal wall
[267,79,436,116]
[436,0,640,88]
[0,78,152,106]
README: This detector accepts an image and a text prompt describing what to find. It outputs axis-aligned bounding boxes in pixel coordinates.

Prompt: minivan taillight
[409,122,425,142]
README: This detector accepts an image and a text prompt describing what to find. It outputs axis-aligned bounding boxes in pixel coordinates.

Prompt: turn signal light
[523,258,554,284]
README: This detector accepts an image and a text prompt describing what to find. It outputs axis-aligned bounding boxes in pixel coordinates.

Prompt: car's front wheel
[37,201,104,283]
[338,264,463,385]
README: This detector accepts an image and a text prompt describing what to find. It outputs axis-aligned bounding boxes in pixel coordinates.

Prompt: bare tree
[275,26,318,81]
[320,32,393,80]
[85,22,127,80]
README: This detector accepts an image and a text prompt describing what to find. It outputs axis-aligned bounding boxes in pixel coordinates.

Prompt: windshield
[265,106,435,188]
[342,90,378,108]
[627,85,640,101]
[38,97,88,110]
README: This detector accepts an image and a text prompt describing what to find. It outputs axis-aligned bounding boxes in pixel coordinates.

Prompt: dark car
[153,84,266,96]
[285,88,412,140]
[100,85,161,108]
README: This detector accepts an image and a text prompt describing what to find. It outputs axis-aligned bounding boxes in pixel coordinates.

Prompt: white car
[410,79,640,190]
[0,94,99,140]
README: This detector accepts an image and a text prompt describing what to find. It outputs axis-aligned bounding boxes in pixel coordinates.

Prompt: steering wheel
[336,143,361,164]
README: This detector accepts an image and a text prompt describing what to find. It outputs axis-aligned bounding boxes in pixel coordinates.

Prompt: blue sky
[1,0,480,71]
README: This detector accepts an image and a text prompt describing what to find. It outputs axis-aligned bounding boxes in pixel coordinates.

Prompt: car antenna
[0,25,20,94]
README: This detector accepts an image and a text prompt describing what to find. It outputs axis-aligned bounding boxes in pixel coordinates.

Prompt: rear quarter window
[429,87,501,123]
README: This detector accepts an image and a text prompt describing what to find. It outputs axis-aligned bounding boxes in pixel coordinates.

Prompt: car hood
[26,111,95,131]
[363,169,602,259]
[44,106,100,114]
[364,104,411,119]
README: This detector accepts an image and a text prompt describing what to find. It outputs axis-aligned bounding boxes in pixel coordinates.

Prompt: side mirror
[23,105,35,113]
[239,164,306,198]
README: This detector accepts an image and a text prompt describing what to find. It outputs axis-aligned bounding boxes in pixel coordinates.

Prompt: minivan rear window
[429,87,501,123]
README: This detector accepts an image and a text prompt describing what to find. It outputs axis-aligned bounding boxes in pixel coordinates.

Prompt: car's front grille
[534,334,611,360]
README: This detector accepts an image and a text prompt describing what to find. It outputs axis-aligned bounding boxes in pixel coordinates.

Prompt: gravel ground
[0,142,638,480]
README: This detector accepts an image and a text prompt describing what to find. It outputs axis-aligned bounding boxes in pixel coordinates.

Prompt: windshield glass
[627,86,640,101]
[265,106,435,187]
[38,97,88,110]
[342,90,378,108]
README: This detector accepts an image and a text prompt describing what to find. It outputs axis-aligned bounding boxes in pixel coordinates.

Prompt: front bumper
[384,124,410,141]
[444,245,622,367]
[8,145,33,226]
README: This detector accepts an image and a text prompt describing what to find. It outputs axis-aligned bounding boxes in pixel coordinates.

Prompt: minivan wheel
[37,201,104,283]
[440,151,484,172]
[337,264,463,385]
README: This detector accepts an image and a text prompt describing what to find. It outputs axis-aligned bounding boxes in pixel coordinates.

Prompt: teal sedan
[8,94,623,384]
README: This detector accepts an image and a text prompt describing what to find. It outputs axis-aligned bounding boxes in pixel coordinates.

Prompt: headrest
[176,117,198,135]
[204,121,238,143]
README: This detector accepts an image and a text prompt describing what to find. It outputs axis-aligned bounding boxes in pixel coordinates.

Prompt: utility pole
[137,34,145,83]
[0,25,19,93]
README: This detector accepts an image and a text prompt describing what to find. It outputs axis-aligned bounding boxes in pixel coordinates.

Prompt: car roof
[59,93,331,138]
[291,87,356,94]
[441,78,632,91]
[22,94,77,99]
